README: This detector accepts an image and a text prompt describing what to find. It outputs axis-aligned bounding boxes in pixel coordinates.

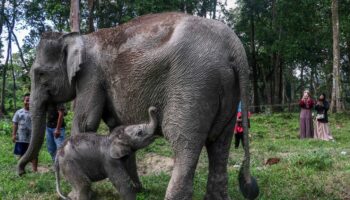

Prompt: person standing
[233,111,251,149]
[299,90,315,139]
[12,93,38,172]
[46,103,66,161]
[314,93,334,141]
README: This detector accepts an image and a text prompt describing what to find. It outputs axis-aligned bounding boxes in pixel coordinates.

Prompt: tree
[70,0,80,32]
[1,0,18,114]
[330,0,344,112]
[87,0,95,33]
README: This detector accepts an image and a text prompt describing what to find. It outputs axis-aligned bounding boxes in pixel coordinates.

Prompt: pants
[46,127,65,161]
[14,142,29,156]
[14,142,38,171]
[234,133,244,149]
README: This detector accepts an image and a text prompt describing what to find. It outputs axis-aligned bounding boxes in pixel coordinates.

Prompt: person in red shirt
[233,111,251,149]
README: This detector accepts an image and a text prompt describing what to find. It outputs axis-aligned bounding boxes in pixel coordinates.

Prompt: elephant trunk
[238,62,259,199]
[146,106,158,134]
[17,89,47,175]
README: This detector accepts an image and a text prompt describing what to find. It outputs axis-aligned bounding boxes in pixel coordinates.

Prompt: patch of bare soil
[137,153,174,176]
[37,166,50,173]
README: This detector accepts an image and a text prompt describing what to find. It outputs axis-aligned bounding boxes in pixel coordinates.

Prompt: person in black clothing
[46,103,66,161]
[314,93,333,141]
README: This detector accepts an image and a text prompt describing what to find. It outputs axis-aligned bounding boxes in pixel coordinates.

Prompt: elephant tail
[55,156,69,200]
[237,99,259,200]
[230,37,259,199]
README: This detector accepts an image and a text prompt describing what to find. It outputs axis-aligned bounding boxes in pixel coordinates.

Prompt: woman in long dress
[299,90,314,139]
[314,94,333,141]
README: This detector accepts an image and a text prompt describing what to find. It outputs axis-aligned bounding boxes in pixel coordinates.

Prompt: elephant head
[109,106,158,159]
[17,32,84,175]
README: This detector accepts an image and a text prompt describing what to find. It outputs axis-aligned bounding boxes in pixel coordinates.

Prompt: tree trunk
[270,0,283,112]
[0,0,4,116]
[260,66,267,106]
[199,0,208,17]
[330,0,344,112]
[310,65,314,95]
[347,39,350,86]
[87,0,95,33]
[1,0,16,114]
[212,0,217,19]
[300,65,305,95]
[70,0,80,32]
[0,0,6,36]
[1,27,12,114]
[11,55,16,110]
[272,54,281,111]
[249,1,260,112]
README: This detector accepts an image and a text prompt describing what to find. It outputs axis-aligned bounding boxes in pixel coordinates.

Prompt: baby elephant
[55,107,157,200]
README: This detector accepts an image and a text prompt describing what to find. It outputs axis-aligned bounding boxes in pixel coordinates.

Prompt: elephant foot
[134,182,143,193]
[17,165,26,176]
[204,193,231,200]
[68,191,77,200]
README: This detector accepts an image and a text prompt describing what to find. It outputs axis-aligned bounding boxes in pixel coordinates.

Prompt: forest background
[0,0,349,115]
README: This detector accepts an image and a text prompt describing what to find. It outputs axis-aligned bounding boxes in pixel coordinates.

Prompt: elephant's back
[88,13,240,126]
[89,12,187,51]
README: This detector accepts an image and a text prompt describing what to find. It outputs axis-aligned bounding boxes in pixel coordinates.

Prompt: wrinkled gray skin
[55,107,157,200]
[18,12,259,199]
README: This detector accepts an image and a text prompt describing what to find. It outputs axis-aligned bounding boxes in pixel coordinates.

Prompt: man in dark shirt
[46,103,66,161]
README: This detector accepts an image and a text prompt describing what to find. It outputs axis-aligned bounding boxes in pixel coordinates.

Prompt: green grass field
[0,112,349,200]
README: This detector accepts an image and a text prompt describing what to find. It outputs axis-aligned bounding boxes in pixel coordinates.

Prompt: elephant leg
[75,184,92,200]
[162,84,222,199]
[71,90,106,135]
[109,167,136,200]
[67,177,92,200]
[62,162,92,200]
[163,108,210,199]
[125,153,143,192]
[165,140,203,200]
[204,118,235,200]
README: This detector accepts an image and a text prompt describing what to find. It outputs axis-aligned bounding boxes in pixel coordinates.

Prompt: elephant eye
[136,130,143,136]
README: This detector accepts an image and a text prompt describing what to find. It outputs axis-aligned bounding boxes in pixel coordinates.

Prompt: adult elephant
[18,12,259,199]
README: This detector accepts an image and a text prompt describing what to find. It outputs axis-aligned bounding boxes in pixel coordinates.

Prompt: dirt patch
[137,153,173,176]
[37,166,50,173]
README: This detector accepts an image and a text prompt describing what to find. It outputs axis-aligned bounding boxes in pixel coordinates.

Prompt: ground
[0,112,349,199]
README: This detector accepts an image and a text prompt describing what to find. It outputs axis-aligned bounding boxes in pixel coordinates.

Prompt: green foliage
[0,112,350,199]
[224,0,349,106]
[1,0,223,115]
[0,118,12,135]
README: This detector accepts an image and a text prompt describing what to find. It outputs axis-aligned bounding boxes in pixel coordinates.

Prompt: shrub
[0,119,12,135]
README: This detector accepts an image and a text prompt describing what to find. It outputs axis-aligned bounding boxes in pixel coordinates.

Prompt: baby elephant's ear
[109,138,132,159]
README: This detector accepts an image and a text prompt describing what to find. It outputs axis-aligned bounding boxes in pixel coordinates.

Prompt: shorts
[14,142,29,156]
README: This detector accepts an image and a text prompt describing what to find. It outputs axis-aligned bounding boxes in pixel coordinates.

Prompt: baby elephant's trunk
[146,106,158,134]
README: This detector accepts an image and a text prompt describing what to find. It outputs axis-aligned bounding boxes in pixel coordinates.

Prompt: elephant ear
[62,32,85,85]
[109,136,132,159]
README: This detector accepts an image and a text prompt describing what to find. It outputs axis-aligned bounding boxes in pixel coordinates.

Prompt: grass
[0,112,349,199]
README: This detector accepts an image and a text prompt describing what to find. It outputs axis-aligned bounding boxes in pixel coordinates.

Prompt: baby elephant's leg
[108,166,136,200]
[62,161,92,200]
